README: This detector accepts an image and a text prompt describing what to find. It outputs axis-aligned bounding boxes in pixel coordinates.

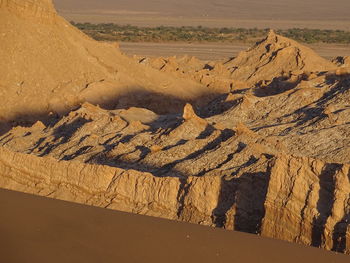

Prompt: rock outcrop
[0,147,348,253]
[1,93,350,253]
[224,30,337,84]
[333,56,350,67]
[137,31,338,93]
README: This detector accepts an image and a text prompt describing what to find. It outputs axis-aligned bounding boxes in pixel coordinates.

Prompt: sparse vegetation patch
[72,22,350,44]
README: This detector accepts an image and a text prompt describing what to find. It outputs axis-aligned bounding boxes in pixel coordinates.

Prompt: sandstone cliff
[0,147,348,253]
[1,99,350,253]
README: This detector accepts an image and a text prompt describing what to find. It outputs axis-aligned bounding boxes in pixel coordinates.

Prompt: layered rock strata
[0,147,348,253]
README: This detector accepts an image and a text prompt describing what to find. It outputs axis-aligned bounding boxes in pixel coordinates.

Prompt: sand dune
[0,0,211,124]
[0,190,348,263]
[0,189,349,263]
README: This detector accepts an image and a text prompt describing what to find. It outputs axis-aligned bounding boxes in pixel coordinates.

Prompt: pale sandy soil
[119,42,350,61]
[0,189,348,263]
[120,42,248,61]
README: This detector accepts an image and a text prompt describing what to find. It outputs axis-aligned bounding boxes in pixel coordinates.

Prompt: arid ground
[53,0,350,30]
[53,0,350,61]
[1,0,350,261]
[119,42,350,61]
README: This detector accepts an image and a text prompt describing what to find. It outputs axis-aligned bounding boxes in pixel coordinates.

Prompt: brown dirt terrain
[1,188,348,263]
[1,0,350,258]
[53,0,350,30]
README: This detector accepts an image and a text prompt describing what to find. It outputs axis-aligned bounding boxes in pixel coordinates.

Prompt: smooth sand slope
[0,189,348,263]
[0,0,210,124]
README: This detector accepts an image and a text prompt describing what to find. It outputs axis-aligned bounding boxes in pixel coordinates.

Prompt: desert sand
[0,188,348,263]
[119,42,350,61]
[0,0,212,124]
[0,0,350,259]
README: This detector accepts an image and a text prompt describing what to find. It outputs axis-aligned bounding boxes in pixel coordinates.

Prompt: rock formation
[224,30,337,84]
[136,31,339,93]
[0,0,349,255]
[333,56,350,67]
[0,0,211,123]
[0,145,348,253]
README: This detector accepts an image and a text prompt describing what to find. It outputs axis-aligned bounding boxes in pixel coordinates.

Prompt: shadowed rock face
[1,0,350,255]
[334,56,350,67]
[0,145,349,254]
[1,93,350,253]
